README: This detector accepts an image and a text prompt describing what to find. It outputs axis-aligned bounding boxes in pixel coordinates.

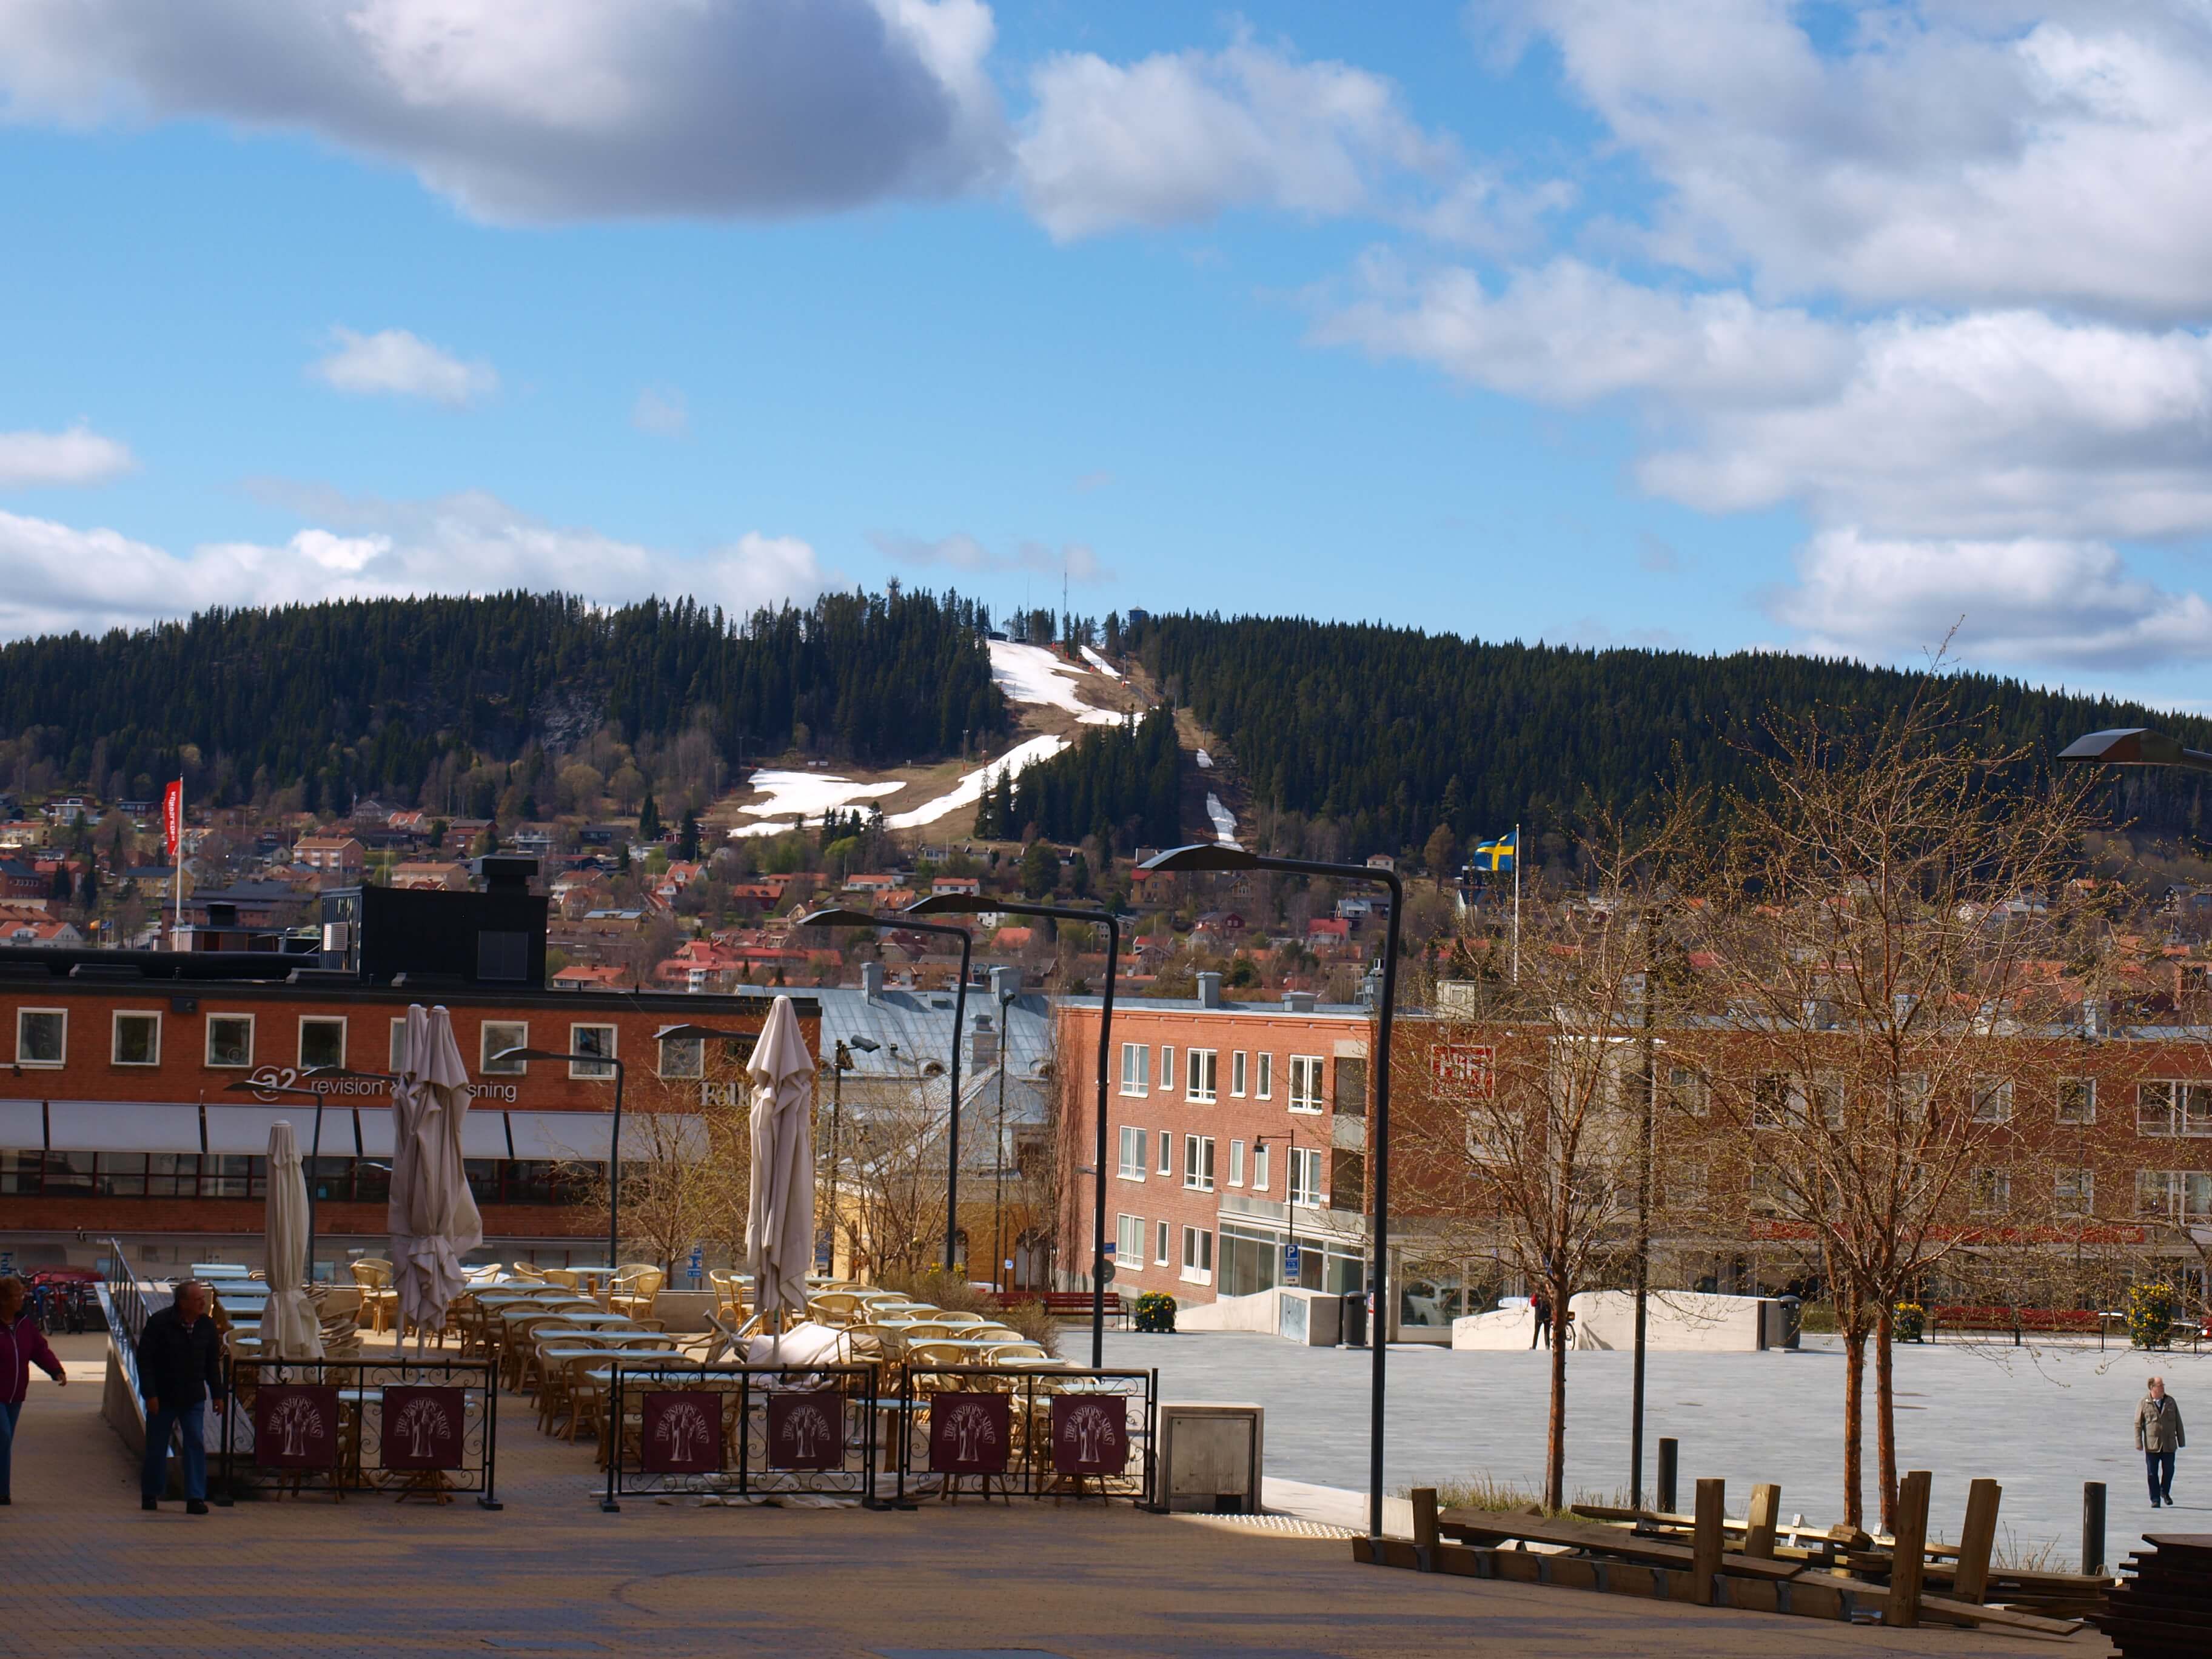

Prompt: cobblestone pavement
[0,1336,2106,1658]
[1102,1327,2211,1561]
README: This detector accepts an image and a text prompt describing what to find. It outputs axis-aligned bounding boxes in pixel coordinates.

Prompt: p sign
[1430,1042,1494,1096]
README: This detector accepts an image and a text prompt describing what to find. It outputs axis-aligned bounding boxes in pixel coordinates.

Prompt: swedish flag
[1471,831,1517,873]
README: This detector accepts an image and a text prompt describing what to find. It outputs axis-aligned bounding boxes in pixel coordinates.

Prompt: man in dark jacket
[136,1280,224,1513]
[2137,1375,2186,1507]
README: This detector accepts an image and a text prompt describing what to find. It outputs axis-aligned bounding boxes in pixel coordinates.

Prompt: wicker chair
[609,1267,665,1322]
[349,1259,397,1334]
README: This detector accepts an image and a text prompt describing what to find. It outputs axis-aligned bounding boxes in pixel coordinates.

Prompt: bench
[1037,1290,1128,1329]
[1929,1305,2100,1335]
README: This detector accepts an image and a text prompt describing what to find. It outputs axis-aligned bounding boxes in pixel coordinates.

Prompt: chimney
[1282,990,1318,1014]
[991,965,1022,1005]
[970,1012,1000,1071]
[1196,971,1222,1010]
[860,962,885,999]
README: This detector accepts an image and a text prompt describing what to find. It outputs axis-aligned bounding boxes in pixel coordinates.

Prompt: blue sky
[4,3,2211,708]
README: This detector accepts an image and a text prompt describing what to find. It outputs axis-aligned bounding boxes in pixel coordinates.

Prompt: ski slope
[990,640,1121,725]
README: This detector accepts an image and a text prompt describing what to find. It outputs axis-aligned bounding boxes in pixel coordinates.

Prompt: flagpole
[1511,821,1521,985]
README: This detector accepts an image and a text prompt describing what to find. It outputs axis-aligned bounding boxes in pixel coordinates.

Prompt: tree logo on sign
[268,1392,325,1460]
[654,1398,714,1466]
[780,1401,833,1461]
[395,1395,452,1461]
[943,1399,1000,1463]
[1061,1402,1115,1465]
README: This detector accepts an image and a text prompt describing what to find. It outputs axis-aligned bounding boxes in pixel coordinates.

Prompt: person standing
[1530,1290,1552,1350]
[2137,1375,2185,1507]
[136,1280,225,1515]
[0,1274,68,1505]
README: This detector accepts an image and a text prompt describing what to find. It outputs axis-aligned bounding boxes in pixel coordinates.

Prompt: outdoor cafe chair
[512,1262,548,1281]
[931,1312,988,1329]
[808,1291,866,1326]
[609,1267,666,1321]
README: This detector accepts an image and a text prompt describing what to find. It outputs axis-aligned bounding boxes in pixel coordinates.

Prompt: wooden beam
[1744,1483,1781,1560]
[1434,1509,1801,1580]
[1952,1478,2001,1605]
[1883,1470,1932,1628]
[1411,1486,1439,1570]
[1692,1478,1726,1606]
[1918,1592,2081,1637]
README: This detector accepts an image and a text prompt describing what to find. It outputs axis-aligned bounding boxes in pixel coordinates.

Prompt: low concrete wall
[1177,1289,1279,1335]
[1452,1290,1779,1353]
[1176,1287,1343,1345]
[652,1290,716,1333]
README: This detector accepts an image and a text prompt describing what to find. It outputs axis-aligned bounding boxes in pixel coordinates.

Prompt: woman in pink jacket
[0,1274,68,1504]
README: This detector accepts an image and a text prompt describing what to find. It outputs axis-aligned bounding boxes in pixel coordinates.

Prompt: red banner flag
[162,780,183,863]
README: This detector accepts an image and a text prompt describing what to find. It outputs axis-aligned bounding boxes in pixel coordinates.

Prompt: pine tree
[678,808,700,861]
[638,793,662,841]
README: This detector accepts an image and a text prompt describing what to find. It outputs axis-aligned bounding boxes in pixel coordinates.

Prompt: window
[1897,1073,1933,1117]
[1288,1055,1326,1113]
[1334,1055,1368,1116]
[1119,1042,1149,1096]
[657,1031,703,1079]
[1251,1142,1270,1193]
[1664,1064,1708,1117]
[1156,1220,1171,1265]
[1228,1139,1246,1187]
[1969,1167,2012,1212]
[1156,1130,1171,1176]
[2137,1170,2212,1220]
[1971,1077,2014,1124]
[1232,1051,1248,1096]
[2139,1081,2212,1136]
[206,1014,253,1068]
[112,1011,160,1067]
[1813,1073,1846,1130]
[1188,1048,1218,1103]
[2056,1077,2096,1125]
[1748,1162,1791,1215]
[1180,1224,1214,1284]
[1664,1162,1708,1212]
[389,1017,407,1073]
[1118,1125,1147,1181]
[1256,1052,1273,1100]
[1116,1213,1145,1269]
[298,1016,346,1071]
[2055,1168,2094,1217]
[481,1021,529,1075]
[1751,1074,1791,1128]
[15,1008,64,1068]
[1288,1147,1324,1207]
[1159,1046,1175,1093]
[1183,1134,1216,1192]
[569,1024,616,1080]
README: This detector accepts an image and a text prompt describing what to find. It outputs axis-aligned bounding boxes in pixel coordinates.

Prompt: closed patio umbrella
[389,1004,482,1354]
[746,996,815,1334]
[262,1119,324,1360]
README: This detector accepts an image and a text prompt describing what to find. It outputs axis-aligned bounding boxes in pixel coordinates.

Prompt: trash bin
[1341,1291,1369,1348]
[1778,1294,1803,1350]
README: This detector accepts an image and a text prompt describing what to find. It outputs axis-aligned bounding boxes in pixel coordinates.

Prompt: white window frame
[1231,1050,1248,1097]
[1288,1146,1324,1208]
[204,1012,255,1070]
[111,1009,161,1068]
[481,1020,529,1076]
[1251,1142,1270,1193]
[2056,1076,2096,1125]
[1120,1041,1149,1097]
[1664,1161,1709,1213]
[1184,1134,1216,1193]
[1117,1125,1147,1181]
[1969,1166,2012,1212]
[1156,1130,1171,1176]
[1159,1045,1175,1093]
[1288,1054,1325,1114]
[389,1016,408,1074]
[1180,1224,1213,1285]
[297,1015,347,1072]
[569,1023,617,1081]
[15,1007,65,1068]
[1971,1076,2014,1124]
[1155,1220,1170,1265]
[657,1031,704,1080]
[1664,1062,1708,1118]
[1228,1138,1245,1187]
[1256,1051,1273,1101]
[1116,1213,1145,1270]
[1187,1048,1218,1104]
[2055,1167,2094,1217]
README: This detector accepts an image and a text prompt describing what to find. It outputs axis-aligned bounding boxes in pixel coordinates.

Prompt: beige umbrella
[746,996,815,1333]
[262,1119,324,1360]
[389,1004,482,1354]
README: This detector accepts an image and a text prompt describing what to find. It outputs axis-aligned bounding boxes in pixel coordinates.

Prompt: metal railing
[892,1365,1156,1506]
[603,1361,880,1510]
[218,1354,501,1507]
[98,1236,152,1402]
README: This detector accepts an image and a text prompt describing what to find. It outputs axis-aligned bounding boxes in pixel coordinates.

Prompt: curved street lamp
[1138,841,1404,1549]
[798,907,975,1276]
[905,891,1121,1367]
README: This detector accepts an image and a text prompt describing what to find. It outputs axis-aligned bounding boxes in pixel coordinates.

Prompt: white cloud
[870,530,1110,582]
[309,326,497,406]
[0,0,1004,223]
[1770,528,2212,671]
[1016,36,1462,241]
[0,423,135,486]
[631,384,688,437]
[0,490,823,639]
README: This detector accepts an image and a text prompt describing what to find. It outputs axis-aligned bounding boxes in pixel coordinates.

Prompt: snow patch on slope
[990,640,1121,725]
[886,734,1071,829]
[1079,644,1122,679]
[726,769,903,837]
[1205,792,1238,846]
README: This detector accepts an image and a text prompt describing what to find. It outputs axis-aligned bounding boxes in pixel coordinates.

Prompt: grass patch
[1403,1475,1632,1520]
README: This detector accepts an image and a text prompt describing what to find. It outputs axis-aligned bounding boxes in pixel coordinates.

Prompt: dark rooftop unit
[318,856,548,987]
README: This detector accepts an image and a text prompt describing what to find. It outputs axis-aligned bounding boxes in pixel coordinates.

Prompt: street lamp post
[798,908,974,1275]
[1140,843,1405,1549]
[495,1045,626,1273]
[994,980,1013,1293]
[906,891,1121,1366]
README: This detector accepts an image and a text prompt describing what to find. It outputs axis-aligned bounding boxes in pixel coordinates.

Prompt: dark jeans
[0,1399,20,1496]
[142,1400,211,1501]
[2147,1448,2176,1503]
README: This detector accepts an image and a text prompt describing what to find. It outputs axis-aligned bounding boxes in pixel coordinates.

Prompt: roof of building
[809,981,1054,1091]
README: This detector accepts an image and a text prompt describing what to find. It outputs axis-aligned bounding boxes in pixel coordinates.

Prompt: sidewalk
[1,1335,2110,1658]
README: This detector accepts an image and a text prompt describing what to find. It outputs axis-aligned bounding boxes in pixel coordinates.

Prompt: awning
[0,1099,45,1151]
[355,1106,395,1159]
[206,1104,332,1156]
[355,1105,511,1160]
[45,1101,203,1154]
[508,1111,612,1162]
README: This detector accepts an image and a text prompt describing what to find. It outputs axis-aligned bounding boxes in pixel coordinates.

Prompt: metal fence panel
[893,1366,1156,1506]
[218,1355,500,1506]
[604,1362,880,1509]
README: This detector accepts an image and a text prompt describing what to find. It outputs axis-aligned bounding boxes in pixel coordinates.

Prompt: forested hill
[0,590,1005,810]
[1130,614,2212,850]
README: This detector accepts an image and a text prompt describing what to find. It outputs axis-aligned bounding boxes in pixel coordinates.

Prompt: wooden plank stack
[2095,1533,2212,1657]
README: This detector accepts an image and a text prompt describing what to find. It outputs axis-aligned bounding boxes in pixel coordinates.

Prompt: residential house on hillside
[0,860,49,902]
[1,917,81,947]
[842,872,903,897]
[0,822,49,850]
[390,860,468,891]
[293,835,366,878]
[552,964,628,991]
[932,876,982,897]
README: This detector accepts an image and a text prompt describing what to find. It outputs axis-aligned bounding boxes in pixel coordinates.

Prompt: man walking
[2136,1375,2185,1507]
[0,1274,68,1504]
[136,1280,225,1514]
